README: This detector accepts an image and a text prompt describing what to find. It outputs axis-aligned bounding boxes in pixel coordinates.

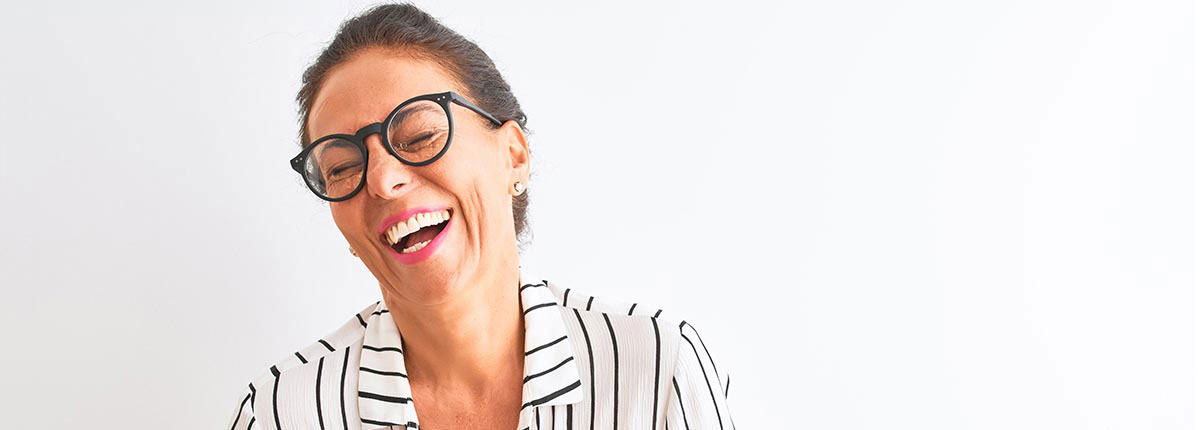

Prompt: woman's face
[307,48,530,304]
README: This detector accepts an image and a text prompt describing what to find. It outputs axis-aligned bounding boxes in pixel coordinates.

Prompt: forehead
[308,48,460,138]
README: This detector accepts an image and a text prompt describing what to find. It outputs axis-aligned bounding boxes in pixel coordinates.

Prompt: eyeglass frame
[289,91,505,202]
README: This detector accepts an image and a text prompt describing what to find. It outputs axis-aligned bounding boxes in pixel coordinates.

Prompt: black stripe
[316,357,326,430]
[603,314,619,430]
[247,417,255,430]
[523,356,575,383]
[340,348,349,430]
[552,405,557,430]
[651,317,662,430]
[586,296,594,311]
[360,366,408,378]
[361,418,419,428]
[522,380,582,408]
[653,309,662,319]
[567,404,574,430]
[681,333,723,430]
[688,324,735,427]
[230,392,250,430]
[359,390,413,403]
[571,309,596,430]
[363,344,404,354]
[520,283,543,292]
[628,303,637,315]
[270,365,280,377]
[295,351,308,364]
[682,322,721,388]
[271,369,282,430]
[248,383,256,412]
[356,313,367,327]
[536,408,542,430]
[563,288,572,306]
[673,377,690,430]
[524,302,557,315]
[319,339,335,352]
[525,335,569,356]
[371,309,390,315]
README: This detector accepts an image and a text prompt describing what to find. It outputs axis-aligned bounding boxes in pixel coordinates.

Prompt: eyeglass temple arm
[449,93,506,127]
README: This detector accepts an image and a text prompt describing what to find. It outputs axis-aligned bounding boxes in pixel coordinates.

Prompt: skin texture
[307,48,532,429]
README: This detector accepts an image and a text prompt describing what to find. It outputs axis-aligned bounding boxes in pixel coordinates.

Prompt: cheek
[442,135,504,190]
[439,137,511,227]
[329,202,367,238]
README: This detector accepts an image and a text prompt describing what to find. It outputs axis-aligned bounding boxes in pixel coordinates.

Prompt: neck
[380,263,525,392]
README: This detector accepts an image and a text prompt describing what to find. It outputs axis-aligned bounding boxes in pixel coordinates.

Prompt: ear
[501,120,530,188]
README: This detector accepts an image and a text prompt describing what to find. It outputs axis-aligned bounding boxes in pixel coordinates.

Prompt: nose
[362,132,414,200]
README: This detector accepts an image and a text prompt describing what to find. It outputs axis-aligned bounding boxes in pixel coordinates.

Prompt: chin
[384,255,471,306]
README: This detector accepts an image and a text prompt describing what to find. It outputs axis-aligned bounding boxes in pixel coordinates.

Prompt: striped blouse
[225,277,735,430]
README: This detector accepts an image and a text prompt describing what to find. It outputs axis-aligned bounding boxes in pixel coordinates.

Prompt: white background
[0,0,1194,428]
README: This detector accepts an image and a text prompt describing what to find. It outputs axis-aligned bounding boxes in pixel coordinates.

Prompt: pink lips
[379,206,453,265]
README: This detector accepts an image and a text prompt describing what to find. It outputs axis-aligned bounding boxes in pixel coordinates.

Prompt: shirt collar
[357,274,584,429]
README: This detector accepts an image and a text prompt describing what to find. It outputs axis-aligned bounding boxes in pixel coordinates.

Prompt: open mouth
[381,208,452,254]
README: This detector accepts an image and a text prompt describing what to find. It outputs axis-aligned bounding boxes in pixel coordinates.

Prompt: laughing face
[306,48,530,304]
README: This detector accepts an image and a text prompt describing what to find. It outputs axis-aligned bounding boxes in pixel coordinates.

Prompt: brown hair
[296,3,532,242]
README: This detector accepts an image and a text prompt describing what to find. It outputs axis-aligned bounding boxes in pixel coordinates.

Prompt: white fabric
[224,276,734,430]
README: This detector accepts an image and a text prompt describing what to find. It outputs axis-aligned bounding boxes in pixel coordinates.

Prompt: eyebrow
[389,102,444,126]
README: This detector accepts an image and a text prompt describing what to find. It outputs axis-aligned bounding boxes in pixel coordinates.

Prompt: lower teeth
[401,240,431,253]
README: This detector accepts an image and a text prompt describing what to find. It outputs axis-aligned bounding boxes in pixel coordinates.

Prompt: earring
[348,246,357,257]
[513,181,526,196]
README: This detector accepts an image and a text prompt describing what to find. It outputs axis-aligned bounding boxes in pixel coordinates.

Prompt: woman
[226,4,734,429]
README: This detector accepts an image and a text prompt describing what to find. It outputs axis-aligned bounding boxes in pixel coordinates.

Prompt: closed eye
[328,162,362,177]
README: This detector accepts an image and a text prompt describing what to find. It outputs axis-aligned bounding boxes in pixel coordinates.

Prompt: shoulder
[546,278,740,429]
[225,301,377,429]
[540,279,707,377]
[547,279,667,319]
[245,301,375,386]
[531,279,735,427]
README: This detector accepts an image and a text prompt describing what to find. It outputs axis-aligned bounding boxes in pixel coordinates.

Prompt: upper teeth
[386,209,450,245]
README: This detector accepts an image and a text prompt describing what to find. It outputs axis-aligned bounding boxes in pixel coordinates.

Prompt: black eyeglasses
[290,91,504,201]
